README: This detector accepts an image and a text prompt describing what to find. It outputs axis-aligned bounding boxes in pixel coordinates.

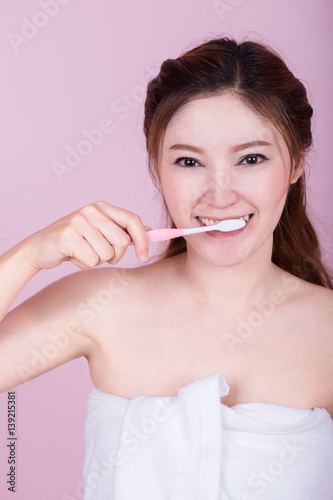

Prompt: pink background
[0,0,332,498]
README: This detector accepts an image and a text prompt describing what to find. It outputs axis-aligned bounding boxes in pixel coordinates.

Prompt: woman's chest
[88,297,327,411]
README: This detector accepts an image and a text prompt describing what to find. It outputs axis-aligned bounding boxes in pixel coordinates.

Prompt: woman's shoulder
[271,267,332,338]
[277,268,333,315]
[278,271,333,346]
[62,256,178,318]
[296,278,333,352]
[270,269,333,415]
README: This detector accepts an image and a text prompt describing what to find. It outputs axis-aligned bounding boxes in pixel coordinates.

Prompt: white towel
[83,371,333,499]
[112,372,228,499]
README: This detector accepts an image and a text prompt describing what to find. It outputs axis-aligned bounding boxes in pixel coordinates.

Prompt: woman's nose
[201,168,238,205]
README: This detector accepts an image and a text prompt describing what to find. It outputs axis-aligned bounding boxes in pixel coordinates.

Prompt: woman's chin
[187,245,251,268]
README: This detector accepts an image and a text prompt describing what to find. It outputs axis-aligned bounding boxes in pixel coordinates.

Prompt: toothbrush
[146,218,246,242]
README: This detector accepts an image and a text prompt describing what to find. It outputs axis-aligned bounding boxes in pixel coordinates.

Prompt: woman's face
[158,93,300,267]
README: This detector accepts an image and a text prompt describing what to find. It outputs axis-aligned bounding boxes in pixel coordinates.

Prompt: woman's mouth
[195,214,253,238]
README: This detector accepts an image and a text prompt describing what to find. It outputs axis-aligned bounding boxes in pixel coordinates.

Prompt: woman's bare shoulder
[298,278,333,322]
[297,278,333,414]
[59,258,165,298]
[277,269,333,316]
[272,271,333,415]
[64,256,179,323]
[301,280,333,360]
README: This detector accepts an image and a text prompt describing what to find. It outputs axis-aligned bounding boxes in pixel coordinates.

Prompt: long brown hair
[143,35,332,288]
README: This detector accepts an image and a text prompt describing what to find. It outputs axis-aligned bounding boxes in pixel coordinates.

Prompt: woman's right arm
[0,200,151,392]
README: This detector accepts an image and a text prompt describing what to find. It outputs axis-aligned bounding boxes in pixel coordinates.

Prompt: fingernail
[140,250,148,262]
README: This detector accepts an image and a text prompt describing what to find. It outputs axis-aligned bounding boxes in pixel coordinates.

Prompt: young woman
[1,36,333,499]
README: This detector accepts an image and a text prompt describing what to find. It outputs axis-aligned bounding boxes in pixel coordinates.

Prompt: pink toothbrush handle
[147,228,184,241]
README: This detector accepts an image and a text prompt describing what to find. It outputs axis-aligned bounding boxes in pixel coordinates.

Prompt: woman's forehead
[163,95,280,147]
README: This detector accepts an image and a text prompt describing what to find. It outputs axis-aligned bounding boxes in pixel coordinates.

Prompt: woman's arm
[0,240,40,323]
[0,239,93,392]
[0,261,97,393]
[0,200,150,393]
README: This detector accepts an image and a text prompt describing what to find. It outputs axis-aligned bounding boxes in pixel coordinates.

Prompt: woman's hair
[143,35,333,289]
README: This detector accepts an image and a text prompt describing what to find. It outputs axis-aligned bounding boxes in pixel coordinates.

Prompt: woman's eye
[239,154,268,166]
[173,157,200,168]
[173,154,268,168]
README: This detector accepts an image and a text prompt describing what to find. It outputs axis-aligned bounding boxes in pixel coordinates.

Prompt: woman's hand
[22,200,152,271]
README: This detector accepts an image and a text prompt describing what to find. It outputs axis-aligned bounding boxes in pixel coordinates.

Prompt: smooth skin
[0,93,332,418]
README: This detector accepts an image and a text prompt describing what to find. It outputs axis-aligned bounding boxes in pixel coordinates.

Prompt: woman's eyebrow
[169,140,272,154]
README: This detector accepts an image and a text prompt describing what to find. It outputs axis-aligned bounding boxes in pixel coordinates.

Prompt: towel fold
[113,372,229,499]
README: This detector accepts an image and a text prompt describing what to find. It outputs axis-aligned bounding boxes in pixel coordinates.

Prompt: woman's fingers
[89,202,151,263]
[22,201,152,272]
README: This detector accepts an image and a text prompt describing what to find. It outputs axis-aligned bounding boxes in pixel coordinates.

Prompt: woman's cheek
[163,171,199,214]
[161,179,190,224]
[254,166,286,202]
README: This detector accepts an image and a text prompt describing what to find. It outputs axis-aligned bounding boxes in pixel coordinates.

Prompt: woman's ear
[290,159,305,184]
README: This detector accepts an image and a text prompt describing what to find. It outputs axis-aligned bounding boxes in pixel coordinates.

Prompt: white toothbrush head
[209,218,246,232]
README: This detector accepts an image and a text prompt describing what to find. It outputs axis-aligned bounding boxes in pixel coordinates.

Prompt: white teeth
[198,215,251,226]
[198,217,221,226]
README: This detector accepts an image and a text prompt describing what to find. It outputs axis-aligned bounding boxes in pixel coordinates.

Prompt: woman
[1,36,332,499]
